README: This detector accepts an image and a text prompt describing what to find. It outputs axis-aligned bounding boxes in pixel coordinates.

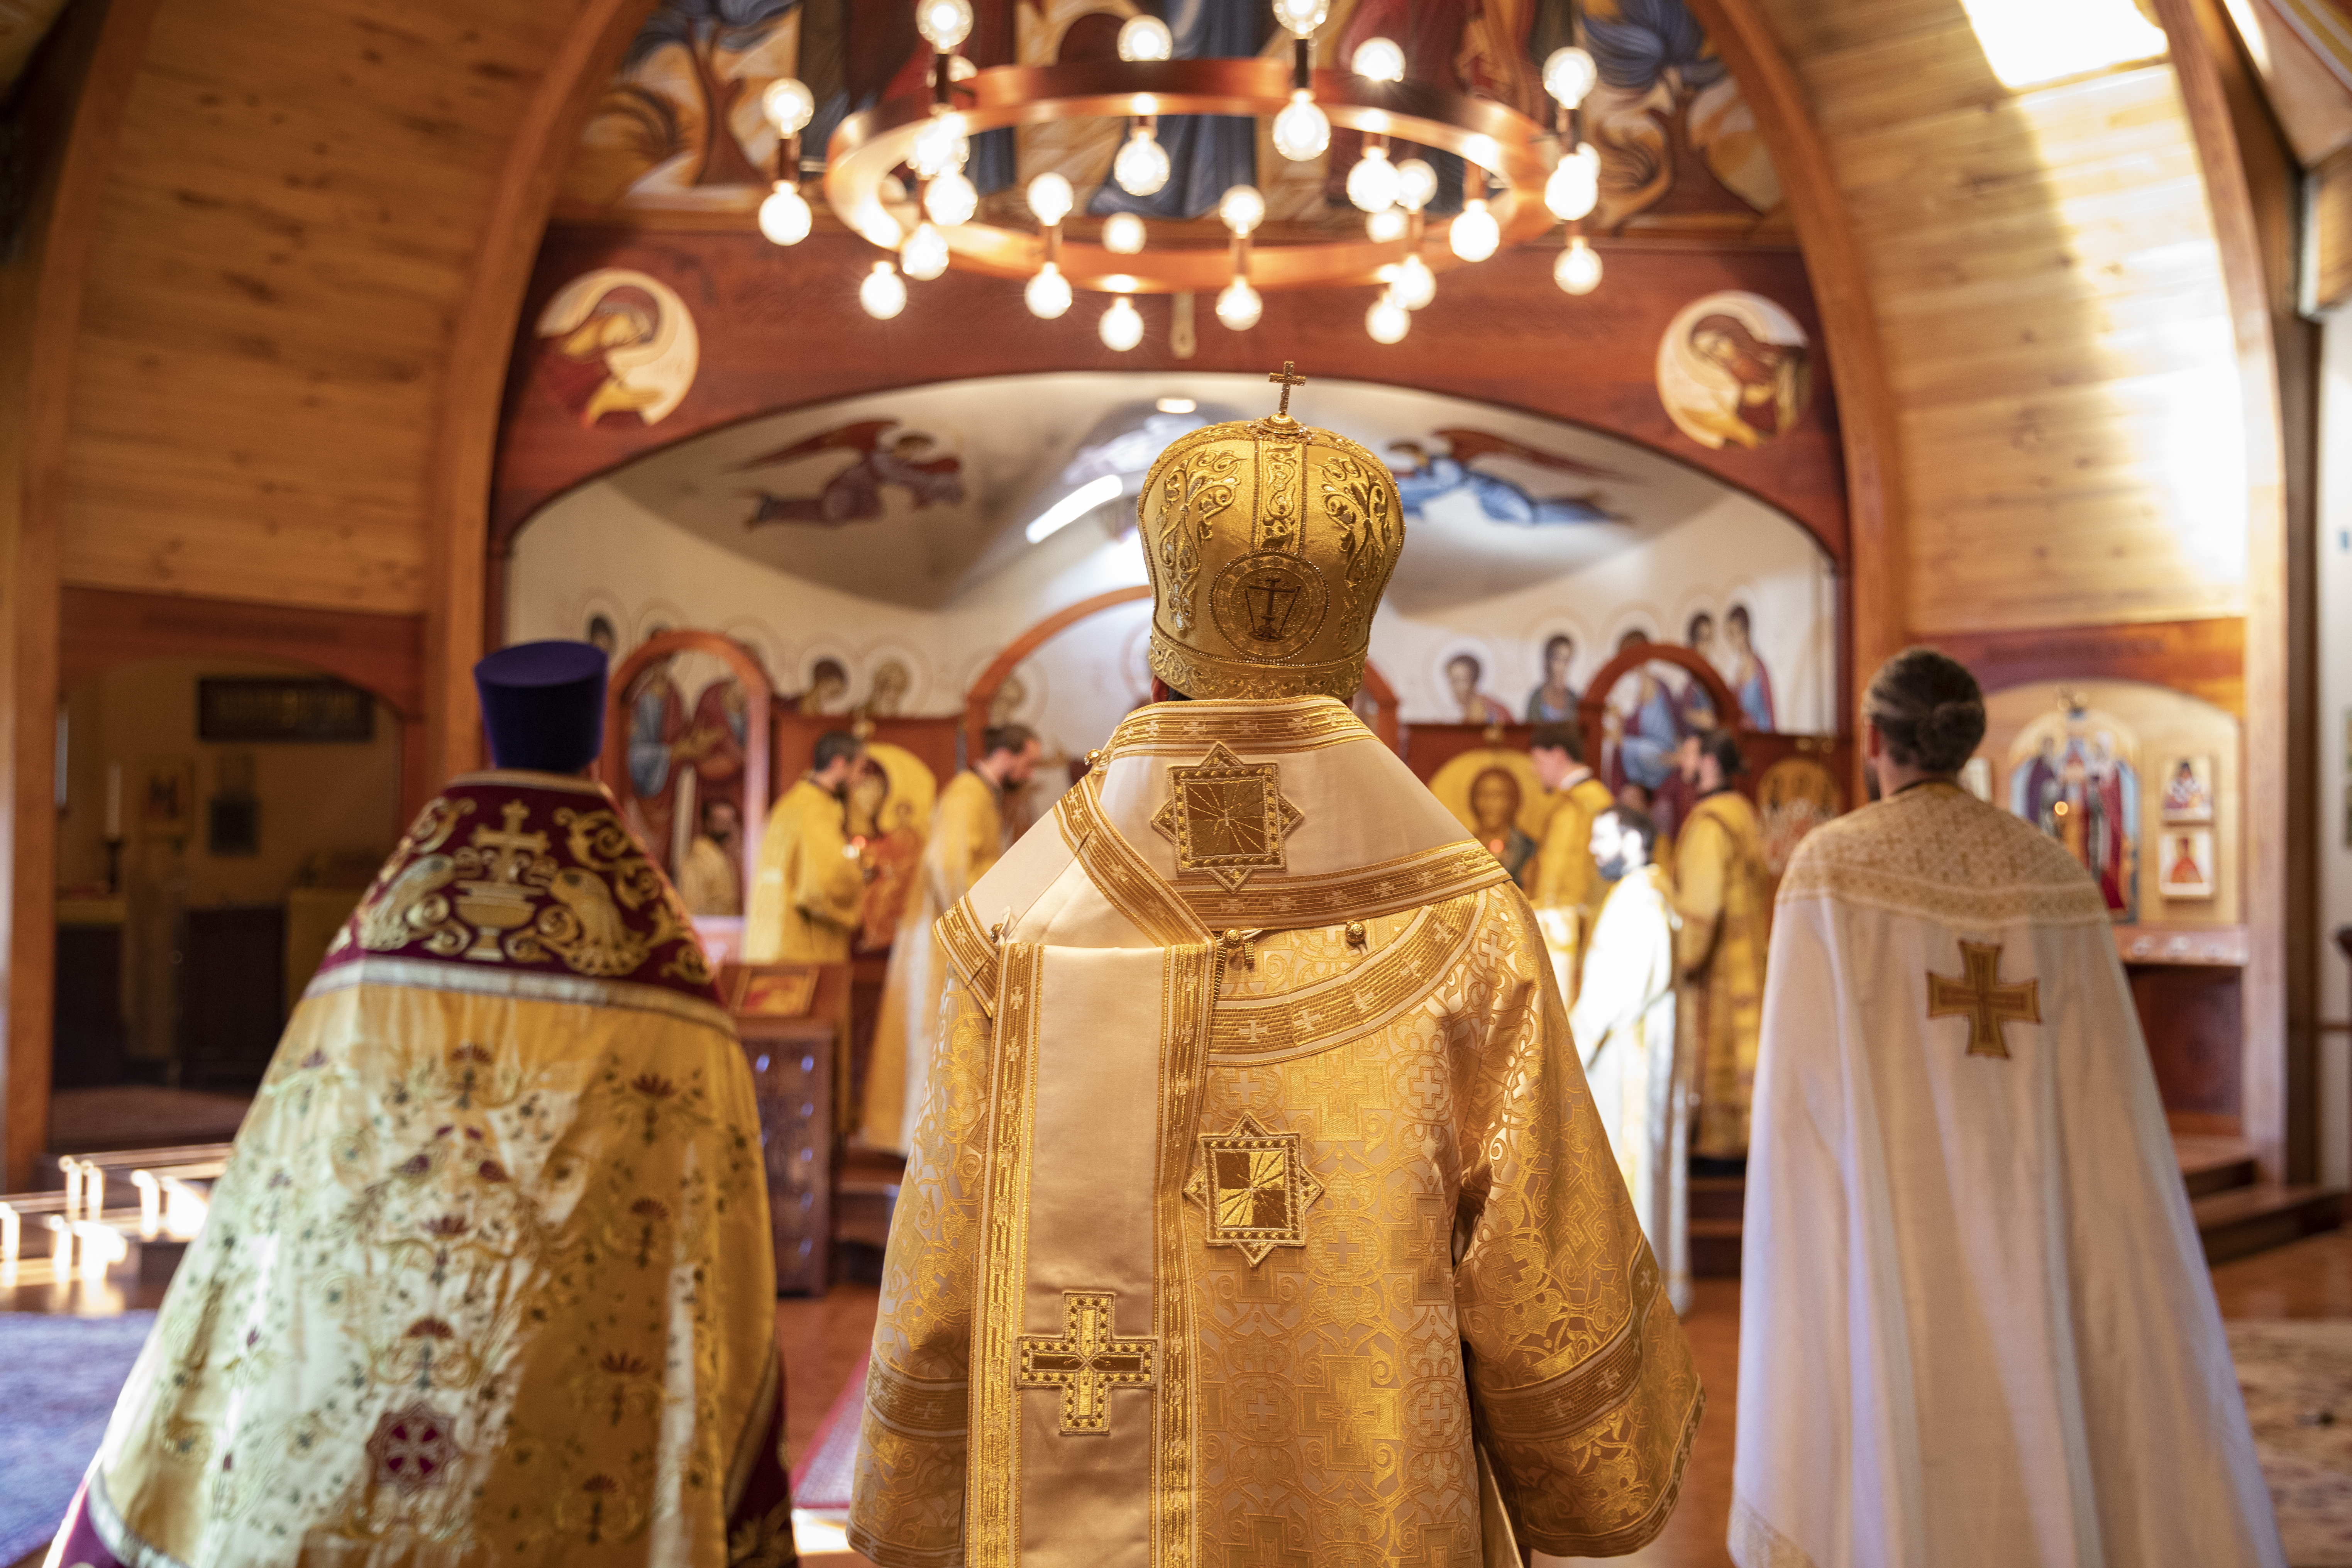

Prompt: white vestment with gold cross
[848,695,1703,1568]
[1731,782,2281,1568]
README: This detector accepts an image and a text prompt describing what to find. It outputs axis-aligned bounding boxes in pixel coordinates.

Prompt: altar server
[1528,719,1619,1006]
[744,728,866,963]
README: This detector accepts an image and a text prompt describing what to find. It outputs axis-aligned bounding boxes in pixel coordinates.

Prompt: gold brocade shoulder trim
[303,955,735,1033]
[1103,696,1370,757]
[936,897,1003,1015]
[1209,891,1483,1060]
[1182,839,1508,929]
[1775,783,2109,930]
[1056,776,1213,946]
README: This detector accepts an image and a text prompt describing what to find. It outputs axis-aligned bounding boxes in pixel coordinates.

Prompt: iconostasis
[505,371,1840,854]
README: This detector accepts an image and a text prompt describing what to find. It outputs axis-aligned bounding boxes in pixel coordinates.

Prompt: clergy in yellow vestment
[849,374,1699,1566]
[677,796,745,916]
[1569,804,1691,1317]
[1528,720,1621,1006]
[744,730,866,963]
[46,642,794,1568]
[1674,732,1770,1157]
[859,725,1039,1154]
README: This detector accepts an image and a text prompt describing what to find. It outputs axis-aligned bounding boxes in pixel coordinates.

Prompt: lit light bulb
[1271,90,1329,161]
[860,261,908,320]
[1103,212,1146,255]
[1449,197,1500,261]
[1347,147,1401,212]
[852,199,904,249]
[1393,252,1435,309]
[1351,37,1405,81]
[1216,277,1263,330]
[925,168,977,226]
[1100,294,1144,351]
[1543,46,1598,109]
[1545,142,1600,222]
[1113,127,1172,196]
[910,112,968,179]
[1027,171,1074,226]
[757,181,812,246]
[1395,156,1438,212]
[761,76,815,135]
[1555,236,1603,295]
[1217,183,1265,235]
[1118,14,1173,61]
[1026,261,1074,318]
[1366,289,1410,344]
[901,220,950,280]
[1365,205,1408,243]
[1272,0,1329,37]
[915,0,974,50]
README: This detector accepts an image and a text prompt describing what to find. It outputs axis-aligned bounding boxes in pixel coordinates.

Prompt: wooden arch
[962,587,1404,757]
[1575,641,1748,782]
[599,629,773,904]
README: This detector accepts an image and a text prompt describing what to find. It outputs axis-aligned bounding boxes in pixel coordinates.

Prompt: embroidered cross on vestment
[1927,940,2041,1058]
[1016,1290,1158,1435]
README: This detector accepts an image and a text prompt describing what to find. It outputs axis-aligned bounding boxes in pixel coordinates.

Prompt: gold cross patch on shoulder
[1183,1113,1324,1265]
[1151,742,1304,892]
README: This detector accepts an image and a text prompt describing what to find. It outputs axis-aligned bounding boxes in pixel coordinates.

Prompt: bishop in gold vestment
[47,643,794,1568]
[849,376,1698,1566]
[1527,723,1620,1008]
[1674,738,1770,1157]
[860,727,1037,1155]
[745,734,866,964]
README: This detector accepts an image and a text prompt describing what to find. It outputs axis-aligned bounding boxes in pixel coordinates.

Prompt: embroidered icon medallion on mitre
[1182,1112,1325,1265]
[1151,742,1304,892]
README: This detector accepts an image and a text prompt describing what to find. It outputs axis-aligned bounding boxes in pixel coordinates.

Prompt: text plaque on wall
[197,678,374,743]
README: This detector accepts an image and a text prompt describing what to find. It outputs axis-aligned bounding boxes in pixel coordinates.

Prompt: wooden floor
[775,1231,2352,1567]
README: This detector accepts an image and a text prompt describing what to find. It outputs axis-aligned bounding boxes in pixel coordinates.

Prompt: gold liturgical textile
[1927,939,2042,1058]
[847,698,1702,1568]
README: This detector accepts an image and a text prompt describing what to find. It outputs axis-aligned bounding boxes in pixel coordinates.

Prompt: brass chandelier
[754,0,1606,346]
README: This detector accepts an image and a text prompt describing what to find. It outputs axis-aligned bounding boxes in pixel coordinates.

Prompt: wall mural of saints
[534,270,700,428]
[1658,290,1810,450]
[1581,0,1783,229]
[1389,428,1624,527]
[2007,698,2141,921]
[737,420,966,528]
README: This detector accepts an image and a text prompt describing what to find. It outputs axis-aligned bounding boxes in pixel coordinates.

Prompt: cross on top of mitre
[1267,360,1306,422]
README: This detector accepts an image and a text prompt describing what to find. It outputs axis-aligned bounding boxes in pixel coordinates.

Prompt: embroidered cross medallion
[1151,742,1304,892]
[1016,1290,1158,1436]
[1183,1112,1325,1265]
[1927,940,2041,1058]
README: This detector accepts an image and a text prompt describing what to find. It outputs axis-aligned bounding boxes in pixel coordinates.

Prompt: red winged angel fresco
[738,420,965,528]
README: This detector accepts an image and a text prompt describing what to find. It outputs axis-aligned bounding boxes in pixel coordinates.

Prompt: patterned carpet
[0,1312,154,1564]
[2230,1321,2352,1567]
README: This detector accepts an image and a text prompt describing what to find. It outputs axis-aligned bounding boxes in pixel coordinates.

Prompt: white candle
[105,762,122,840]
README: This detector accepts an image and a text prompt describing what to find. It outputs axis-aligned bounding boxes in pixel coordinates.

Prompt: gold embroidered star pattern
[1182,1112,1324,1265]
[1151,742,1304,892]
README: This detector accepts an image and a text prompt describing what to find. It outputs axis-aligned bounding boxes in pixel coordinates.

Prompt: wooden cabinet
[721,962,848,1297]
[179,906,286,1090]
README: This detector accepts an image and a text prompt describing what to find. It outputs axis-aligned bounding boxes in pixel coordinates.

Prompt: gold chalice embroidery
[1151,742,1303,892]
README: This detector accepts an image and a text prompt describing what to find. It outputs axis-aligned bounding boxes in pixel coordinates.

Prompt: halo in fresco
[535,268,699,428]
[1656,290,1809,451]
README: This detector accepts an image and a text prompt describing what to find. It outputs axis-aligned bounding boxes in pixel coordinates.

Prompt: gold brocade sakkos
[1671,788,1771,1157]
[60,772,794,1568]
[847,699,1702,1568]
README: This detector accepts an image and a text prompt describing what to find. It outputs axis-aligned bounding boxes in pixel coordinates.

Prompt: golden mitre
[1138,363,1405,701]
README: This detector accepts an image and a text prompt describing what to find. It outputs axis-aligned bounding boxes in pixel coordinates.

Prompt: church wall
[491,229,1850,573]
[1750,3,2252,636]
[2317,312,2352,1189]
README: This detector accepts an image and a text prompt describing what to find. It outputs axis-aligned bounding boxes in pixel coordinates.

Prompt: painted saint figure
[1446,652,1514,725]
[1724,603,1775,730]
[1525,632,1581,723]
[1470,764,1540,887]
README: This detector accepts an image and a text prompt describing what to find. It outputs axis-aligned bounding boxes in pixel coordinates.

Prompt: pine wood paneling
[1752,0,2248,637]
[55,0,589,613]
